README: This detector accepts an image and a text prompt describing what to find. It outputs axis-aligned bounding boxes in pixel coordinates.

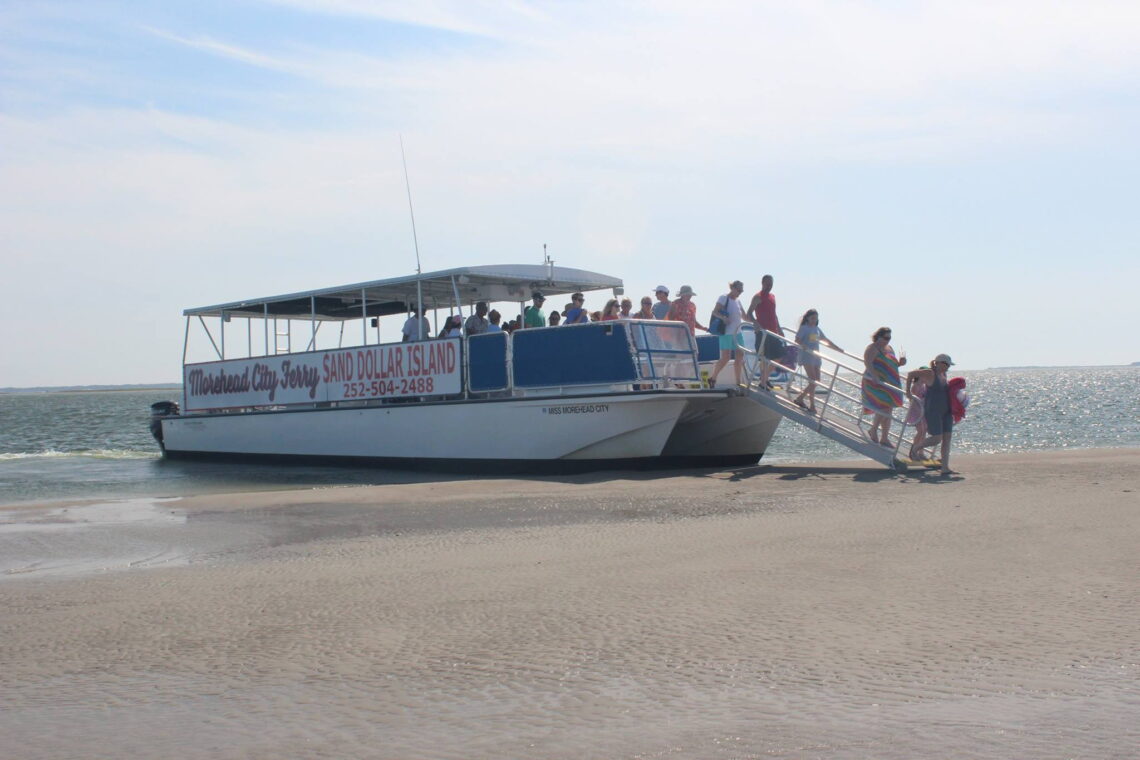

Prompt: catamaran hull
[160,391,781,472]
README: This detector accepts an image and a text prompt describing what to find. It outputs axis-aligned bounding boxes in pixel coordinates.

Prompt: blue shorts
[718,332,745,351]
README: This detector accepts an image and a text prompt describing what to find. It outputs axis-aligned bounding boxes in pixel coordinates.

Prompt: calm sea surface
[1,367,1137,505]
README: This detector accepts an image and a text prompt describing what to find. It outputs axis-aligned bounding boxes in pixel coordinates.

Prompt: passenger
[438,315,463,338]
[861,326,907,447]
[651,285,671,319]
[563,293,590,324]
[464,301,490,335]
[548,310,561,326]
[635,297,654,319]
[707,280,751,388]
[906,354,957,476]
[665,285,707,335]
[904,365,930,458]
[486,310,503,332]
[523,292,546,328]
[590,310,602,322]
[401,306,430,342]
[745,274,786,391]
[600,299,621,321]
[619,298,633,318]
[791,309,842,414]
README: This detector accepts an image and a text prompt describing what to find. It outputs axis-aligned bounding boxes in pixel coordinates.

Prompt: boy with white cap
[651,285,671,320]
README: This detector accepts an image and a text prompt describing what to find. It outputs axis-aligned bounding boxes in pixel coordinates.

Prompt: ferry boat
[149,264,783,472]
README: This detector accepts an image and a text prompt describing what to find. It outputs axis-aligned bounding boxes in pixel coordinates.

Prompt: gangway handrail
[744,326,918,467]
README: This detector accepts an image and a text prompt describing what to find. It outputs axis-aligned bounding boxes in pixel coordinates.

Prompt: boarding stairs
[731,328,921,471]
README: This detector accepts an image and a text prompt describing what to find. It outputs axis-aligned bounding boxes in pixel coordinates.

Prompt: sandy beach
[2,449,1137,759]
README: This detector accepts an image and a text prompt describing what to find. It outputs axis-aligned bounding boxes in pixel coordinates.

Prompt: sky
[3,0,1139,386]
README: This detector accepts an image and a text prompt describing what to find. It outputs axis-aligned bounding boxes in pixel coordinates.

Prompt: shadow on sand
[724,463,965,484]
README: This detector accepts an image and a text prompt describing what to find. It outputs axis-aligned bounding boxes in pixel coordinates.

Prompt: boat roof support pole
[450,276,463,320]
[416,279,424,340]
[220,312,225,359]
[182,317,190,412]
[181,316,190,366]
[247,318,252,358]
[263,303,269,357]
[198,316,221,360]
[361,288,367,346]
[310,296,316,351]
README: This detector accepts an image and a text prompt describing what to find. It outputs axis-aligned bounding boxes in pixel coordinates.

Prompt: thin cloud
[256,0,547,39]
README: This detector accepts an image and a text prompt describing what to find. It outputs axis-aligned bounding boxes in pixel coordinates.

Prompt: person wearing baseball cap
[523,291,546,328]
[906,353,958,476]
[652,285,671,319]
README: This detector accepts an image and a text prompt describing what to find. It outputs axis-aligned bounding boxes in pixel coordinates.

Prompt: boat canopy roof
[182,264,624,321]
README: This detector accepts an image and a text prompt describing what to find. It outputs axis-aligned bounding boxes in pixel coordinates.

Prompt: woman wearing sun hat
[665,285,707,335]
[907,353,957,476]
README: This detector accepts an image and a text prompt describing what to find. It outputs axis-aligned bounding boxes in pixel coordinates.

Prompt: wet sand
[2,449,1137,759]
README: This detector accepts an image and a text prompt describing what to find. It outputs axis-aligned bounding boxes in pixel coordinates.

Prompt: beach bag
[782,344,798,369]
[708,295,728,335]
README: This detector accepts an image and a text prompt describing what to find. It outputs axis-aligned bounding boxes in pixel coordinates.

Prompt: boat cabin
[177,264,704,414]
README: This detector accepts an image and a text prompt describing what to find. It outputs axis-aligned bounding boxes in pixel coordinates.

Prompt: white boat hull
[161,390,781,472]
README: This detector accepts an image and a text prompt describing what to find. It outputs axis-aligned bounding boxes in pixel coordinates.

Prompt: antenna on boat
[400,135,422,275]
[400,134,425,339]
[543,243,554,281]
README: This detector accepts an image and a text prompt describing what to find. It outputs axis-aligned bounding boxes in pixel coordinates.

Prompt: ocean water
[1,367,1137,505]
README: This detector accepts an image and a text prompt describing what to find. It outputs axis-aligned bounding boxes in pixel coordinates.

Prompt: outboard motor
[149,400,180,451]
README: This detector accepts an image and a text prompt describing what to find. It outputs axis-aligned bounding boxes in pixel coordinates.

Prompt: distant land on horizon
[0,383,182,394]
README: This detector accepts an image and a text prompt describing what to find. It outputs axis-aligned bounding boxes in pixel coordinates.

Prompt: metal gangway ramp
[730,327,921,470]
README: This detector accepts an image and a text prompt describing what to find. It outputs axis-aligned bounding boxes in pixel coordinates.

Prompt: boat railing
[467,331,511,394]
[180,319,712,415]
[509,320,701,393]
[748,327,914,456]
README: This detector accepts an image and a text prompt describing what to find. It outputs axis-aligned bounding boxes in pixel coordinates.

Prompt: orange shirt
[667,298,698,333]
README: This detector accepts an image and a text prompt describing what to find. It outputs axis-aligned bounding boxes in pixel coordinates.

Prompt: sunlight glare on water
[1,368,1138,502]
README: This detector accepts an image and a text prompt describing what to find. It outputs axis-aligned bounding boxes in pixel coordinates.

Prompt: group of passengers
[693,274,958,474]
[402,286,711,341]
[400,277,957,474]
[513,285,709,335]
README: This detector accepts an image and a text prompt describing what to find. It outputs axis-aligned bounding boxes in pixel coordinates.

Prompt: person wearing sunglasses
[707,280,751,389]
[523,291,547,329]
[563,292,590,324]
[862,326,906,447]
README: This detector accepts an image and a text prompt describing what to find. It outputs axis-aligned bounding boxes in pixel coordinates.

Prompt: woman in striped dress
[861,326,906,446]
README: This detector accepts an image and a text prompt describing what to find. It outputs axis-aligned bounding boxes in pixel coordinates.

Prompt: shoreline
[1,444,1138,513]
